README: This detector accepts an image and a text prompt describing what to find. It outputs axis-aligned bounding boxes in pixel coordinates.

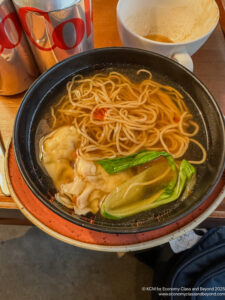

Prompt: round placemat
[6,142,225,252]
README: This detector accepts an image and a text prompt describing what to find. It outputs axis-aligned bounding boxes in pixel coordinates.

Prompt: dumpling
[58,157,133,214]
[39,126,80,188]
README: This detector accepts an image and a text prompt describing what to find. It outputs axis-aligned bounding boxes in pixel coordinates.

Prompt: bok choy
[97,150,171,174]
[99,151,196,220]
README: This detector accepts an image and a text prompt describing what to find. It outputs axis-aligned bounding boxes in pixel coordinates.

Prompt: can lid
[13,0,81,12]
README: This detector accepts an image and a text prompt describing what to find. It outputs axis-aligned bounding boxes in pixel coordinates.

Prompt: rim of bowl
[13,47,225,234]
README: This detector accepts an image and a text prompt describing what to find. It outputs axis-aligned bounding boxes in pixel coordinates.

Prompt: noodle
[51,69,207,164]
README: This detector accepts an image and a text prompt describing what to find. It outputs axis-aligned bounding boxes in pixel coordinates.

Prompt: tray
[6,143,225,252]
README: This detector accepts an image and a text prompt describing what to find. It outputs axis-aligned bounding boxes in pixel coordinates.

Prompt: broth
[37,66,207,220]
[144,34,174,43]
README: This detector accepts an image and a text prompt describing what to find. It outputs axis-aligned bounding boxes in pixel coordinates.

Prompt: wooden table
[0,0,225,226]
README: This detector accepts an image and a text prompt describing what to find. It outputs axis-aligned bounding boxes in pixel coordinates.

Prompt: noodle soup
[38,68,206,220]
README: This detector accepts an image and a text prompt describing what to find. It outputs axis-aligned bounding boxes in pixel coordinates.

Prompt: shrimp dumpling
[39,126,80,188]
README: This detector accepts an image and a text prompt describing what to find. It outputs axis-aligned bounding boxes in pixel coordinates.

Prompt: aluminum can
[0,0,38,95]
[12,0,94,72]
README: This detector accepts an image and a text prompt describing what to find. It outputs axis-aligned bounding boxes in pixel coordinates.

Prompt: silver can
[0,0,38,95]
[12,0,94,72]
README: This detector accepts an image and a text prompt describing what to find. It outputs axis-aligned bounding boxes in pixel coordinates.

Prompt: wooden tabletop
[0,0,225,225]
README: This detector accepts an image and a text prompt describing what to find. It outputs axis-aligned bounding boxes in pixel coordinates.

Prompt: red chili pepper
[49,196,54,203]
[72,196,77,204]
[93,108,107,121]
[173,115,180,122]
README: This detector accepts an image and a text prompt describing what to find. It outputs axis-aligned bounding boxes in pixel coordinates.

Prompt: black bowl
[13,47,225,234]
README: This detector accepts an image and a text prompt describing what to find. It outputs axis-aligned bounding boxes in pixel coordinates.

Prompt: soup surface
[39,68,206,220]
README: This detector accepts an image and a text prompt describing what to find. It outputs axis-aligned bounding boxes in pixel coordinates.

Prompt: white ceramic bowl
[117,0,219,71]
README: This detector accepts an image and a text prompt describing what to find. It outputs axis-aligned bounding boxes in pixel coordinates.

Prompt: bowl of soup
[13,47,225,233]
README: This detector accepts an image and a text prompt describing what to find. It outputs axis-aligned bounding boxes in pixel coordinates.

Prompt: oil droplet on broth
[144,34,174,43]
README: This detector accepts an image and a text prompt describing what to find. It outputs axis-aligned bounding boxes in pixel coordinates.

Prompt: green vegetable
[100,158,196,220]
[147,160,196,209]
[97,150,171,174]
